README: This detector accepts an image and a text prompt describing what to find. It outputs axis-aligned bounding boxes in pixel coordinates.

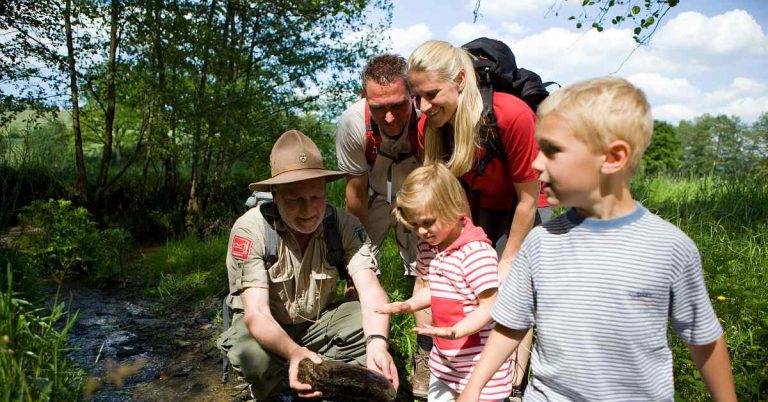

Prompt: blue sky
[379,0,768,123]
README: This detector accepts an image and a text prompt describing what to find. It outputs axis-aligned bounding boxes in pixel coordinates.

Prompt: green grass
[0,265,85,402]
[141,235,229,303]
[635,176,768,401]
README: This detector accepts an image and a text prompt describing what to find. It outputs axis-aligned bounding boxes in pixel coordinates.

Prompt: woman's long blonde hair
[407,40,484,177]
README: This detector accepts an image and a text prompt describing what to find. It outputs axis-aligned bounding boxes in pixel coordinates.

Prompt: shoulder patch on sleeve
[231,235,252,260]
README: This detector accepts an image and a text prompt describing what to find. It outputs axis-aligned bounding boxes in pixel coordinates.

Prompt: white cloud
[653,103,698,123]
[387,3,767,123]
[448,22,498,44]
[627,73,700,104]
[508,27,638,83]
[717,95,768,122]
[388,24,433,57]
[502,22,530,36]
[656,10,768,56]
[639,76,768,123]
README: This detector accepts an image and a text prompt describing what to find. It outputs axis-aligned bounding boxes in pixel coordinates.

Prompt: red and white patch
[230,235,252,260]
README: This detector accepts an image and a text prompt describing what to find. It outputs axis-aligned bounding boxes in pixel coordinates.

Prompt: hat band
[272,162,323,177]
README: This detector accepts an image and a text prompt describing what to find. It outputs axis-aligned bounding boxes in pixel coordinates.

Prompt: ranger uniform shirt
[225,205,376,325]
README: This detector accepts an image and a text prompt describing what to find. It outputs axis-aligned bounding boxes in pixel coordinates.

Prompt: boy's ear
[601,140,631,174]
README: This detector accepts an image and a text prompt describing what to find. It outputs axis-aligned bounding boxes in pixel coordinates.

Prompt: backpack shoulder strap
[259,201,279,270]
[323,204,348,280]
[476,90,506,177]
[364,102,381,166]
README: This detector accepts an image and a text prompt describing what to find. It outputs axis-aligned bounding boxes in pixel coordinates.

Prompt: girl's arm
[413,288,496,339]
[375,280,431,314]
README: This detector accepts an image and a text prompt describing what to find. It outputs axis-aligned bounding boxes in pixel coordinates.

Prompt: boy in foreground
[457,77,736,401]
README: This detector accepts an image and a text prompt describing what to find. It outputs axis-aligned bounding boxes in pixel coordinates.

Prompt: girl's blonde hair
[394,163,470,231]
[407,40,484,177]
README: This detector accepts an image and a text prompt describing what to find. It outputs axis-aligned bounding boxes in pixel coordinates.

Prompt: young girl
[375,163,512,401]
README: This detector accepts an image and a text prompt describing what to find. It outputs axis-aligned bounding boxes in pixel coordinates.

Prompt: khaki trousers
[367,195,418,275]
[217,300,366,399]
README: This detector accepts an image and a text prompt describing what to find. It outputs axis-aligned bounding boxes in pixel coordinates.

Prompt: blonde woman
[408,40,539,277]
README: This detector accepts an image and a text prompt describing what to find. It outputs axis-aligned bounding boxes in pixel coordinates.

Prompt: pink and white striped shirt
[416,218,513,401]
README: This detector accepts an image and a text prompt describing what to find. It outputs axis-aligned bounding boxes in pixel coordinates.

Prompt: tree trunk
[185,0,218,232]
[97,0,119,192]
[65,0,88,202]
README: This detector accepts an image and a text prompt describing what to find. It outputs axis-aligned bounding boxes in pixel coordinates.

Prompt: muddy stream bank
[55,282,245,401]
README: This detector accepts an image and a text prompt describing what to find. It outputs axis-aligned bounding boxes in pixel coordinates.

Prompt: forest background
[0,0,766,401]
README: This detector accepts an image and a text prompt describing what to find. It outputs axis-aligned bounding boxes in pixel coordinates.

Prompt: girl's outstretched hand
[413,324,457,339]
[374,301,412,314]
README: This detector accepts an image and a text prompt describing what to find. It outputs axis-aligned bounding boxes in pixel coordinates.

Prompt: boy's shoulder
[530,205,697,251]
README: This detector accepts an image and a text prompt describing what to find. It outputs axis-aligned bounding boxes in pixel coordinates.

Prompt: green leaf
[634,27,642,35]
[576,22,583,29]
[632,5,641,15]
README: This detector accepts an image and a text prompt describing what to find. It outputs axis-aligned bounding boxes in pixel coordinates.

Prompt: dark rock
[297,358,396,402]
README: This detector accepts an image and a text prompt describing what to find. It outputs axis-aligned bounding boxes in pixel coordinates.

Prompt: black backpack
[258,201,348,280]
[461,37,558,176]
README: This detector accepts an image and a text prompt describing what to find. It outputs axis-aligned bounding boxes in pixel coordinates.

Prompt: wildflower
[717,295,726,301]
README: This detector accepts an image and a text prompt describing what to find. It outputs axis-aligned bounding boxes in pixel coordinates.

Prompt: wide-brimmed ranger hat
[249,130,345,192]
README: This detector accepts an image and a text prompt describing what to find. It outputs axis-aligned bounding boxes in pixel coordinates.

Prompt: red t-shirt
[419,92,545,210]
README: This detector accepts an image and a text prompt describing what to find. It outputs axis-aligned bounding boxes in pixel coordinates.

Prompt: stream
[55,282,244,401]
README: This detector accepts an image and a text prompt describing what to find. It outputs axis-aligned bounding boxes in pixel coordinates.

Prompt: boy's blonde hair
[394,163,470,231]
[537,76,653,172]
[407,40,484,177]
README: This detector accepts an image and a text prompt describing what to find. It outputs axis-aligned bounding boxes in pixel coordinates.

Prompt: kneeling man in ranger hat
[217,130,399,399]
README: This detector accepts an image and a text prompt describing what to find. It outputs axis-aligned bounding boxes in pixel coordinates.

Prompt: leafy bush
[0,265,85,401]
[17,199,130,284]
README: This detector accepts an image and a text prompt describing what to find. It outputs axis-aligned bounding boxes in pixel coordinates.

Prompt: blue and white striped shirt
[492,203,722,401]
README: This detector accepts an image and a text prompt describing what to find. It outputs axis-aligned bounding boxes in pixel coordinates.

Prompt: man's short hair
[361,54,409,93]
[537,77,653,172]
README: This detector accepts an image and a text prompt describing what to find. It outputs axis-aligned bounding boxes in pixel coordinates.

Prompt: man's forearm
[245,309,301,359]
[355,271,391,338]
[345,175,369,227]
